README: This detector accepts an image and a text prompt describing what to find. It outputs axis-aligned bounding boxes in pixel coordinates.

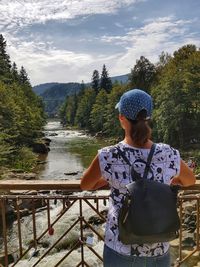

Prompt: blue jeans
[103,245,170,267]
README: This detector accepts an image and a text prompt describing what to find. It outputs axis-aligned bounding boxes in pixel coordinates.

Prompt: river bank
[0,121,108,182]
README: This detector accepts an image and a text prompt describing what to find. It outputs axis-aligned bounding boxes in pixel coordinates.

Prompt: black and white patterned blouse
[98,141,180,257]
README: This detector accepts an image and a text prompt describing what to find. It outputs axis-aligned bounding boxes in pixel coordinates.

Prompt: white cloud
[2,12,200,85]
[101,16,200,76]
[0,0,141,33]
[5,33,122,85]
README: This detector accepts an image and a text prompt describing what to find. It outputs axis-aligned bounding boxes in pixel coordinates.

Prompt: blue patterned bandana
[115,89,153,120]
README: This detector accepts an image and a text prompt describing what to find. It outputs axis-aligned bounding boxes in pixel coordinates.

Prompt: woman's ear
[118,114,123,122]
[119,114,126,129]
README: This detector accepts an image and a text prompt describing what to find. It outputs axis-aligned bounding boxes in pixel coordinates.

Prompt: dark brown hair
[127,109,152,146]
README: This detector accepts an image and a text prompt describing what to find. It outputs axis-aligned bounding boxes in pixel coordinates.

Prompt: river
[35,120,108,180]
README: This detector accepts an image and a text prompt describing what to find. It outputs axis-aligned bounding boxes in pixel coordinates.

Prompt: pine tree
[129,56,156,93]
[11,62,19,82]
[100,64,112,93]
[91,70,100,94]
[75,88,96,129]
[81,80,85,91]
[19,66,31,86]
[0,34,11,80]
[90,90,108,132]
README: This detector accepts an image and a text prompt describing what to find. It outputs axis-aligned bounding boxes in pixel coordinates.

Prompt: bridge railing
[0,180,200,267]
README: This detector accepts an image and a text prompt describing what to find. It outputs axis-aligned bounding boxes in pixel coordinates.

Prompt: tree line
[60,44,200,150]
[0,34,46,171]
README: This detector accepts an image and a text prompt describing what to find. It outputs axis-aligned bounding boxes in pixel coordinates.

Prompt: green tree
[173,44,197,63]
[0,34,11,83]
[91,69,100,94]
[19,66,31,86]
[152,45,200,147]
[129,56,156,93]
[75,88,96,129]
[63,94,78,126]
[0,35,46,170]
[157,51,171,68]
[100,64,112,93]
[103,84,128,137]
[90,90,108,132]
[11,62,19,82]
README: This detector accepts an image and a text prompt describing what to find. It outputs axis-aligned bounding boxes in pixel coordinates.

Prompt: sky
[0,0,199,86]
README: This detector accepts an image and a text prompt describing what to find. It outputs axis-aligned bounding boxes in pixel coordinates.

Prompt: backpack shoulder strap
[116,143,156,181]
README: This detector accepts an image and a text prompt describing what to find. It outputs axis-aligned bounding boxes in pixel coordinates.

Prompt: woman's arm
[80,154,108,190]
[171,159,196,186]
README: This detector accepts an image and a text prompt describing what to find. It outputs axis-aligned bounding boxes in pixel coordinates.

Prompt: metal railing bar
[178,248,198,265]
[54,240,80,267]
[96,198,99,213]
[32,218,81,267]
[0,195,109,200]
[1,198,8,267]
[10,199,79,266]
[36,199,77,241]
[76,261,90,267]
[47,199,51,232]
[62,198,65,211]
[196,199,200,250]
[1,191,200,266]
[86,245,103,261]
[179,198,183,262]
[179,195,200,200]
[15,198,23,257]
[32,200,37,249]
[79,199,84,267]
[82,218,104,241]
[177,197,200,266]
[83,199,107,222]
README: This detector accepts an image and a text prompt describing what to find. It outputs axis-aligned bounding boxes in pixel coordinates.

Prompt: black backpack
[117,143,180,244]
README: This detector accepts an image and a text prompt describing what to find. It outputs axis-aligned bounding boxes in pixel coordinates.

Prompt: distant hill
[36,83,82,116]
[33,74,129,116]
[33,82,58,95]
[111,74,129,84]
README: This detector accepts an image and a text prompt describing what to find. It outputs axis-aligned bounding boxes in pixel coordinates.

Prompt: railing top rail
[0,179,200,192]
[0,179,81,191]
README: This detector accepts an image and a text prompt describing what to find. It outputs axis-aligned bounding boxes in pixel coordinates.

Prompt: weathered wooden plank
[0,179,81,191]
[0,179,199,192]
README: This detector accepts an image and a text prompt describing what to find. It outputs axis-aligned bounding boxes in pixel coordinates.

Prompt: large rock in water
[32,143,50,154]
[42,137,51,146]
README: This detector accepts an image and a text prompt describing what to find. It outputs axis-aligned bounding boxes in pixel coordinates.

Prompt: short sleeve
[170,147,181,176]
[162,144,181,184]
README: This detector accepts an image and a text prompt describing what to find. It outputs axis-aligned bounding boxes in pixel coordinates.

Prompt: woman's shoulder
[155,142,180,158]
[155,142,178,150]
[98,143,120,154]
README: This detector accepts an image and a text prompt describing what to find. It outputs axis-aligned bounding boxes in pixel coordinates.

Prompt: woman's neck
[123,136,153,149]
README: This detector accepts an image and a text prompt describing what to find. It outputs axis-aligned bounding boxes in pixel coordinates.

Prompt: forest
[0,34,46,171]
[60,45,200,169]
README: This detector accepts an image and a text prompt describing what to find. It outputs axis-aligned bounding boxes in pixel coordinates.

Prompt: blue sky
[0,0,199,86]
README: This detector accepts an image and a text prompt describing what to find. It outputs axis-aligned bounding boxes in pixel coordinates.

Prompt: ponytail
[128,109,152,146]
